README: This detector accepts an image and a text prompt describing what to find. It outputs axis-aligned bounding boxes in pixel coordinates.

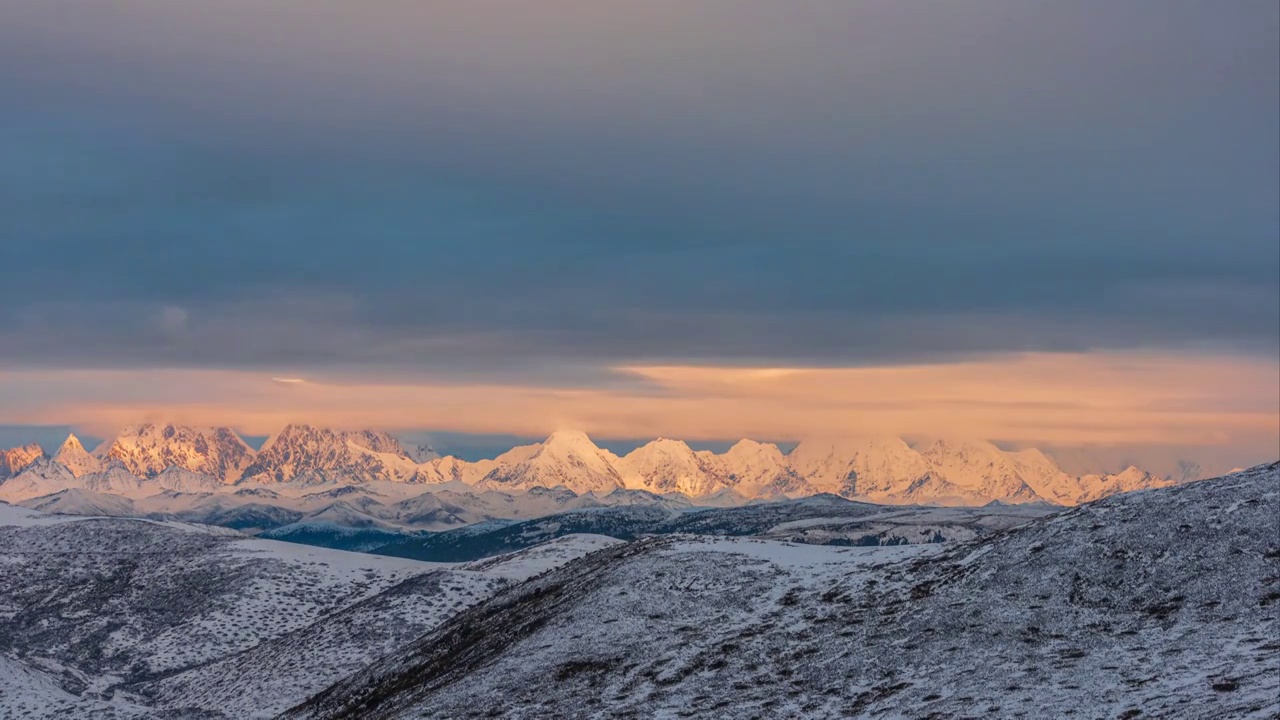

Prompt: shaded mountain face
[0,458,76,503]
[372,495,1052,563]
[283,463,1280,720]
[96,424,254,481]
[0,503,618,719]
[404,443,440,463]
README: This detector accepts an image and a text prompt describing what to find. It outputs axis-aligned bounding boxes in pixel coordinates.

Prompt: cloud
[157,305,189,334]
[0,352,1274,465]
[0,2,1275,373]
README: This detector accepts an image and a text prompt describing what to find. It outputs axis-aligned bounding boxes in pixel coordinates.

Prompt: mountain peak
[53,433,102,478]
[264,425,406,455]
[636,437,694,455]
[543,429,596,448]
[617,438,724,497]
[479,430,624,495]
[99,424,254,481]
[788,436,931,498]
[725,438,784,461]
[241,425,416,485]
[58,433,86,453]
[0,443,47,479]
[718,440,810,498]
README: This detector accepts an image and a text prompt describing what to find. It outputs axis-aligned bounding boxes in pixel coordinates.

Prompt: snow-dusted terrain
[0,423,1223,572]
[1,463,1275,718]
[0,504,619,719]
[375,494,1058,562]
[285,462,1280,720]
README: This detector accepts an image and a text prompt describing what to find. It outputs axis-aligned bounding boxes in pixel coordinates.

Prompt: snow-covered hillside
[285,462,1280,720]
[0,505,619,719]
[374,494,1056,563]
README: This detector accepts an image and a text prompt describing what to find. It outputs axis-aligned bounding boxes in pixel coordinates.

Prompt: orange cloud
[0,352,1275,454]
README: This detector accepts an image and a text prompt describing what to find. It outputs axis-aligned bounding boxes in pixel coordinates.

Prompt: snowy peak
[917,438,1042,503]
[56,433,86,455]
[1007,447,1079,504]
[416,455,494,485]
[479,431,625,495]
[340,429,407,456]
[1074,465,1172,504]
[0,457,77,502]
[98,424,254,481]
[788,436,932,498]
[53,434,102,478]
[240,424,417,485]
[717,439,811,498]
[783,436,1174,506]
[617,438,728,497]
[541,429,602,453]
[0,443,46,478]
[724,438,785,463]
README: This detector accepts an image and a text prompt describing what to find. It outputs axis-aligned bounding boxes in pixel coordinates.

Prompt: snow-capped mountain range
[0,423,1180,508]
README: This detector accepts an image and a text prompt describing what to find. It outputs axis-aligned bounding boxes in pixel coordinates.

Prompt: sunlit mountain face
[1,2,1276,718]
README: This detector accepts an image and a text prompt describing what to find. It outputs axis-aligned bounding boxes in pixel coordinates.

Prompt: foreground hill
[0,504,618,719]
[373,495,1055,562]
[286,462,1280,720]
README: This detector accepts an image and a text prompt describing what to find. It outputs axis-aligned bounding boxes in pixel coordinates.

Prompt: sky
[1,2,1277,473]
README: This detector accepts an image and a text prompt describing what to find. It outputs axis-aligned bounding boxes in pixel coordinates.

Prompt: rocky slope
[96,424,254,481]
[0,442,45,478]
[0,503,618,719]
[239,424,420,484]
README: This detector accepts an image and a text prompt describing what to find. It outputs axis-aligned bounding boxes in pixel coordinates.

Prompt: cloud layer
[2,352,1275,463]
[0,2,1275,471]
[2,1,1277,374]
